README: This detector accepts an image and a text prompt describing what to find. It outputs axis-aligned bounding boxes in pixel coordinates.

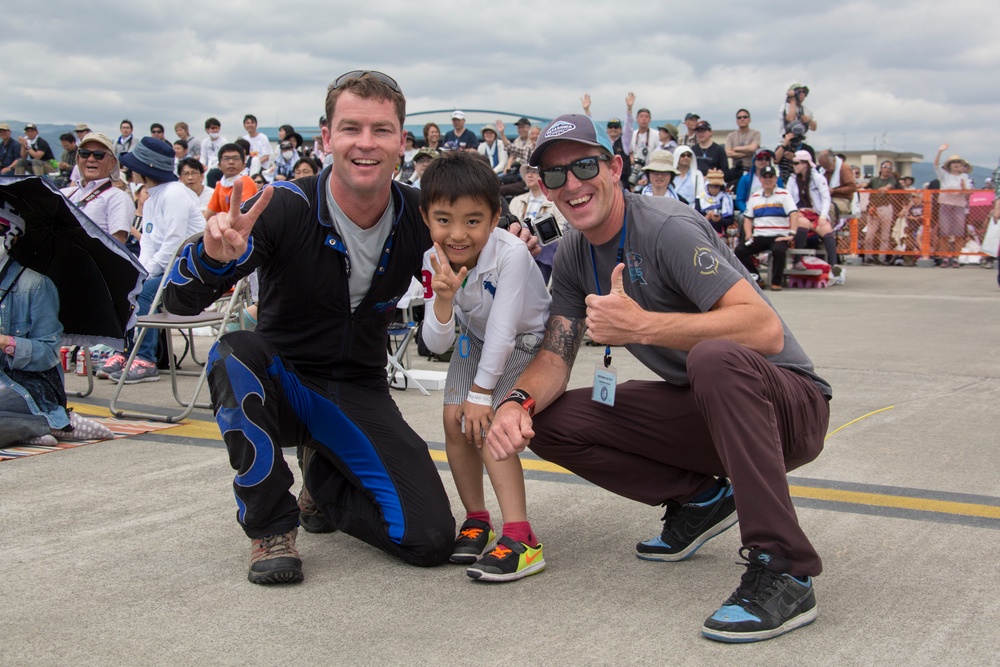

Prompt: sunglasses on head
[78,149,109,161]
[332,70,400,92]
[539,155,610,189]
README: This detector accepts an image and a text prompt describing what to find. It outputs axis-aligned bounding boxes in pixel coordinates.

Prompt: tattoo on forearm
[542,316,584,367]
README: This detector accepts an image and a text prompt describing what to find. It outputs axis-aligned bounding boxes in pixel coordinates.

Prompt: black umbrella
[0,175,148,348]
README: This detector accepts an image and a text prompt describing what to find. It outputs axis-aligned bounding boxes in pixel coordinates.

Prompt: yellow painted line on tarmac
[74,402,999,522]
[825,405,895,439]
[789,485,1000,520]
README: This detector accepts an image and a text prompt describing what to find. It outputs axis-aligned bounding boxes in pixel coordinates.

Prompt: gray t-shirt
[325,187,394,310]
[549,192,831,396]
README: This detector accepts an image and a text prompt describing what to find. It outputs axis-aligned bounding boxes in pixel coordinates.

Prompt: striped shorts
[443,330,543,408]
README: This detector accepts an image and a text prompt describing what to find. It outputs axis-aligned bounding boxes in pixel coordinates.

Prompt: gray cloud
[4,0,998,166]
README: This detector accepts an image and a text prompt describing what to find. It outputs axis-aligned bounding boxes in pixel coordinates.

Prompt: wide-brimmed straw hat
[642,149,679,174]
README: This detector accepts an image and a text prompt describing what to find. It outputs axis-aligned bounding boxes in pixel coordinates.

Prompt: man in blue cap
[486,113,832,643]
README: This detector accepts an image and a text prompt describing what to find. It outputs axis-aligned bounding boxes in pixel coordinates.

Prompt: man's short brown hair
[325,74,406,131]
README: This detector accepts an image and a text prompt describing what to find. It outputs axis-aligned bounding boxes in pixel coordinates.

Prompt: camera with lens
[523,213,563,246]
[628,145,650,186]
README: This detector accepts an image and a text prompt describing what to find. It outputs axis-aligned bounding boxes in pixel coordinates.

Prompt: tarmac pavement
[2,263,999,666]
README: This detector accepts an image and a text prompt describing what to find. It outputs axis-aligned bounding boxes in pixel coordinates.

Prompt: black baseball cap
[515,117,531,126]
[529,114,614,167]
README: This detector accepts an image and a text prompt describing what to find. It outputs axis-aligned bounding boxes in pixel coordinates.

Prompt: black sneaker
[466,535,545,583]
[636,478,737,561]
[449,518,497,564]
[702,547,817,643]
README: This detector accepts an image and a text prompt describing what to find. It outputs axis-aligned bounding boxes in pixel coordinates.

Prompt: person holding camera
[776,84,817,182]
[509,163,567,284]
[629,107,661,192]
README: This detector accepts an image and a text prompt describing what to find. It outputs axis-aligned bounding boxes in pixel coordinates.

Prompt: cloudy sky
[6,1,999,167]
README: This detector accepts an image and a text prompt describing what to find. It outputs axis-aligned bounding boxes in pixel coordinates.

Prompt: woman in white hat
[640,150,681,200]
[934,144,973,267]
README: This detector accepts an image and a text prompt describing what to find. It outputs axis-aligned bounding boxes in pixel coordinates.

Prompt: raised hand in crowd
[581,93,592,116]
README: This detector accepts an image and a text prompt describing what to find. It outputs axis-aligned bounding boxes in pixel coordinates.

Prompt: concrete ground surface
[2,264,999,666]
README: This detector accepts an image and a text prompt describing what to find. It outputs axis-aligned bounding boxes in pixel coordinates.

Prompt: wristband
[466,391,492,406]
[499,388,535,417]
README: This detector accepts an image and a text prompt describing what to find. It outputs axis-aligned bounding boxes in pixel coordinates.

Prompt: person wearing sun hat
[696,168,735,235]
[477,123,508,176]
[639,149,681,200]
[60,132,134,244]
[104,137,205,384]
[491,111,832,644]
[933,144,974,266]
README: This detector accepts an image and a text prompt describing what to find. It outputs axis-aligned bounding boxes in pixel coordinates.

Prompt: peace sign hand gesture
[204,179,273,262]
[428,242,468,303]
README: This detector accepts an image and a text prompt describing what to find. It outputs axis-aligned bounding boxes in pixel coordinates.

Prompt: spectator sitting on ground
[692,121,728,176]
[205,143,258,220]
[199,118,226,170]
[508,163,567,284]
[639,149,681,200]
[74,123,91,146]
[672,145,704,206]
[816,149,858,222]
[60,132,134,243]
[443,111,478,152]
[14,124,56,176]
[0,208,115,448]
[174,123,199,164]
[173,139,189,165]
[178,157,212,213]
[725,109,761,183]
[787,150,838,269]
[477,124,508,177]
[697,169,735,236]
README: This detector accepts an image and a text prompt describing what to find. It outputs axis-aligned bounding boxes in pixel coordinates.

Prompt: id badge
[592,363,617,406]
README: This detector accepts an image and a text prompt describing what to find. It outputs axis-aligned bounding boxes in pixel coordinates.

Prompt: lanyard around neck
[588,208,628,368]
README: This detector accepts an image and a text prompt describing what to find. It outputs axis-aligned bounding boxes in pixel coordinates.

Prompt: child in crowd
[696,169,735,236]
[419,151,551,582]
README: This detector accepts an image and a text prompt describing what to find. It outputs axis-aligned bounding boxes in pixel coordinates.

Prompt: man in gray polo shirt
[486,113,832,644]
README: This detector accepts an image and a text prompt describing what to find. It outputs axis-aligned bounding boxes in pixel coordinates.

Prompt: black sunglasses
[332,70,400,92]
[78,149,109,161]
[736,115,750,120]
[540,155,610,189]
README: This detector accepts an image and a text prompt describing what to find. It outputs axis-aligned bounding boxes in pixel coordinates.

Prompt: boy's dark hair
[219,142,245,161]
[205,117,221,129]
[419,151,501,217]
[177,157,204,175]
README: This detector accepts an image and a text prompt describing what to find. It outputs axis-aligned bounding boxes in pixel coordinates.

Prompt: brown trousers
[529,339,829,576]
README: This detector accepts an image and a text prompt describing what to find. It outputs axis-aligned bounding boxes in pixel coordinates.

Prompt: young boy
[419,151,551,582]
[696,168,735,236]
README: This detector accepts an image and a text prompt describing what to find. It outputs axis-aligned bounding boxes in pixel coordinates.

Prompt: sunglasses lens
[571,158,600,181]
[79,150,107,160]
[541,170,566,189]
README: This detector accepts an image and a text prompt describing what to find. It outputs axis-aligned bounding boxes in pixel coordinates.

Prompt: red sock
[466,510,491,527]
[502,521,538,547]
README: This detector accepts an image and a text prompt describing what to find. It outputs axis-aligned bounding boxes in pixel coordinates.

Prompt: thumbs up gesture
[583,263,642,345]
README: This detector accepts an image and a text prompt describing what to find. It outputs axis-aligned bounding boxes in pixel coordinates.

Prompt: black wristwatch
[500,389,536,417]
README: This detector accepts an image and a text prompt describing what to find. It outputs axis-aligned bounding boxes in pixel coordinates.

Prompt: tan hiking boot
[248,528,303,585]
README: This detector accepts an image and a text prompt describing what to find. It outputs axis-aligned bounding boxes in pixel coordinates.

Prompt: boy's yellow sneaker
[466,535,545,582]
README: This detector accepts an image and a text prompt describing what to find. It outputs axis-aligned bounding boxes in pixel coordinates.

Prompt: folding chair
[109,235,249,422]
[386,303,429,396]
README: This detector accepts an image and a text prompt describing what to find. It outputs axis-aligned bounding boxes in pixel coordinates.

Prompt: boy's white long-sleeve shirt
[422,227,550,391]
